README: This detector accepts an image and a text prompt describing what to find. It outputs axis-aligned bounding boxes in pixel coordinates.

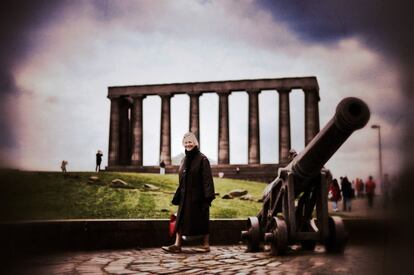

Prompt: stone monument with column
[106,77,320,182]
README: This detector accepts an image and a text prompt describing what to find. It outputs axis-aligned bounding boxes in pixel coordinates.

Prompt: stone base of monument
[106,164,281,183]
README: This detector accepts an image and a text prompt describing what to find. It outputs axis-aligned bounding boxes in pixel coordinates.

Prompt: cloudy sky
[0,0,409,180]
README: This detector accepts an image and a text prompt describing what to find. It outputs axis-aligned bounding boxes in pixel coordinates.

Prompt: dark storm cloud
[0,0,70,150]
[257,0,412,64]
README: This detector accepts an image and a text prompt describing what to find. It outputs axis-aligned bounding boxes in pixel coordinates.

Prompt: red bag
[169,213,177,237]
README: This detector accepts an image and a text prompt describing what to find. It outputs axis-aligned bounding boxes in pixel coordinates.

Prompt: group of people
[328,175,377,212]
[353,176,378,207]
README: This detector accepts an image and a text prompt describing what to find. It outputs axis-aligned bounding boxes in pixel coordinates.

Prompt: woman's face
[184,140,195,151]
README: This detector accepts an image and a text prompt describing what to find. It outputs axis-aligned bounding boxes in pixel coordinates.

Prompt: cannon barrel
[290,97,370,180]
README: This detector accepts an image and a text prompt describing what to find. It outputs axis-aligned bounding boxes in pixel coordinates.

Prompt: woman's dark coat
[172,148,215,236]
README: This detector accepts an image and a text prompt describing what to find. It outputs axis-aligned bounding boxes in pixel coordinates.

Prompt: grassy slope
[0,171,266,220]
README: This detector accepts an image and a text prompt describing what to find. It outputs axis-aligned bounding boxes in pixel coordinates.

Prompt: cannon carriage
[241,97,370,255]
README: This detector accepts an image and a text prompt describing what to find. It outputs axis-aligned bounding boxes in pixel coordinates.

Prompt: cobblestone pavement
[11,244,383,275]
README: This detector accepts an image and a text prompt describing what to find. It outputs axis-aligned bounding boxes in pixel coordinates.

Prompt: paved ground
[328,195,388,219]
[10,244,383,275]
[2,196,387,274]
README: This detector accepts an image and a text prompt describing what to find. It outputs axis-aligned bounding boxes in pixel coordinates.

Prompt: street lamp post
[371,124,383,186]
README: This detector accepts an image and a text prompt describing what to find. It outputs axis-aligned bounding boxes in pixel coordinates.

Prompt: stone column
[189,93,201,145]
[218,91,231,164]
[119,97,131,165]
[108,96,121,166]
[248,90,260,164]
[131,95,145,166]
[160,94,172,165]
[304,89,320,145]
[278,89,291,164]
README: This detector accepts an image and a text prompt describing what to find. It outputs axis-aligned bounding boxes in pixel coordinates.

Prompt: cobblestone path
[14,244,383,274]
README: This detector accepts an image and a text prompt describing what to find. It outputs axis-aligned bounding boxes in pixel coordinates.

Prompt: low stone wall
[0,218,385,253]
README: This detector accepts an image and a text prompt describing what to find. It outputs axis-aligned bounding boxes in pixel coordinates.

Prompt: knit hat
[182,132,199,147]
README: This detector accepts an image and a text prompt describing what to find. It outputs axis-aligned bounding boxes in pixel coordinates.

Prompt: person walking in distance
[96,150,103,172]
[61,160,68,172]
[355,177,364,197]
[160,159,166,175]
[328,178,342,212]
[341,176,353,211]
[366,175,376,208]
[162,132,215,253]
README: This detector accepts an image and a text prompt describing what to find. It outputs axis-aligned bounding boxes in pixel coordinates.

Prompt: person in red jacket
[365,175,376,207]
[355,177,364,197]
[328,178,342,212]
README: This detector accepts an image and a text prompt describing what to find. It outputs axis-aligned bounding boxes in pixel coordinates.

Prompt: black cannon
[241,97,370,255]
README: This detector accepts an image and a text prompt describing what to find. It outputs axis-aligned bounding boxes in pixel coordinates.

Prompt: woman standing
[162,132,215,253]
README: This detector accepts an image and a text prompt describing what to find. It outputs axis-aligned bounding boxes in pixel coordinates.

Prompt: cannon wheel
[245,217,261,252]
[270,217,288,256]
[325,216,348,253]
[300,223,316,251]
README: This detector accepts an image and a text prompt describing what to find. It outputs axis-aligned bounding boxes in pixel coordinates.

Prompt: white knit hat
[182,132,199,147]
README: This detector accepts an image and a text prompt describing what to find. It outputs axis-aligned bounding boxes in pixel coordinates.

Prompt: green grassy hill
[0,170,267,220]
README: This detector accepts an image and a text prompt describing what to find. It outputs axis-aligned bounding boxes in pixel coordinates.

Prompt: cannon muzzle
[334,97,371,132]
[291,97,370,180]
